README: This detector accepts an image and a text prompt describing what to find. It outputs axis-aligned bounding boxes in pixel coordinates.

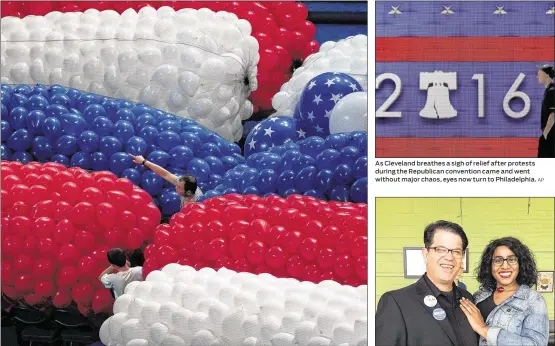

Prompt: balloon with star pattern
[295,72,362,138]
[244,116,299,158]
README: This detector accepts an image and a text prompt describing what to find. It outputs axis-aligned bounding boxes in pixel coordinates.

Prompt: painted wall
[303,1,368,43]
[376,197,555,320]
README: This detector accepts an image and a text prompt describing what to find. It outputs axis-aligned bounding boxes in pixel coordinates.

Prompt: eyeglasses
[492,256,518,267]
[427,246,464,259]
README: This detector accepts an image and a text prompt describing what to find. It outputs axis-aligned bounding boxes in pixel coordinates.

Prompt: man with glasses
[376,220,479,346]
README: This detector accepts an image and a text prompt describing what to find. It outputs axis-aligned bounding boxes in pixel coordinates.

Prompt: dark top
[477,294,497,321]
[540,82,555,130]
[376,274,479,346]
[423,275,473,346]
[457,281,467,291]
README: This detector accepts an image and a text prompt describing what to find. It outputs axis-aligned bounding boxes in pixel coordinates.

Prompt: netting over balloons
[0,7,259,141]
[0,1,320,114]
[100,264,367,346]
[1,84,245,216]
[203,133,368,203]
[272,35,367,118]
[1,161,159,312]
[143,194,367,287]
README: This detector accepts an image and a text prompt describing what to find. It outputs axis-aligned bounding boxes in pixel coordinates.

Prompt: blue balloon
[157,113,174,123]
[78,131,100,152]
[45,104,69,119]
[314,169,333,193]
[70,151,92,169]
[1,120,13,139]
[243,186,259,195]
[42,117,63,139]
[316,149,341,171]
[255,169,277,194]
[125,136,148,156]
[66,89,82,107]
[141,171,164,195]
[304,189,325,199]
[159,190,181,215]
[333,164,354,186]
[277,170,296,194]
[233,164,249,172]
[204,156,224,176]
[60,113,88,135]
[157,131,181,152]
[99,136,122,157]
[49,94,71,108]
[187,158,210,182]
[325,133,349,150]
[222,188,238,195]
[283,188,299,197]
[183,125,209,142]
[168,146,194,169]
[51,153,70,166]
[32,85,49,98]
[121,168,142,185]
[9,107,27,130]
[1,145,11,160]
[48,84,67,98]
[31,136,54,160]
[114,120,135,142]
[293,154,314,172]
[137,113,157,129]
[296,72,362,137]
[119,100,134,110]
[299,136,326,157]
[130,105,151,116]
[109,152,133,174]
[100,99,118,121]
[353,157,368,179]
[198,143,221,158]
[1,89,11,106]
[55,134,79,156]
[208,173,222,187]
[76,94,100,112]
[12,150,33,164]
[145,144,160,156]
[24,110,46,135]
[7,129,33,151]
[295,166,317,192]
[92,116,114,137]
[280,150,302,172]
[14,85,31,96]
[82,104,107,125]
[240,168,259,193]
[139,125,159,145]
[91,152,109,170]
[330,185,350,202]
[25,94,49,111]
[180,132,202,152]
[147,150,171,167]
[221,156,239,172]
[1,104,8,119]
[158,119,181,133]
[69,108,82,116]
[9,93,28,109]
[244,116,298,157]
[340,146,360,167]
[350,178,367,203]
[116,108,136,124]
[203,190,222,199]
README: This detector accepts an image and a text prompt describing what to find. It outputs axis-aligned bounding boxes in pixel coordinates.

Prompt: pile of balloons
[1,161,160,313]
[0,2,320,117]
[1,84,245,216]
[203,133,368,203]
[142,194,367,286]
[243,116,298,158]
[100,264,367,346]
[1,7,258,141]
[272,35,368,118]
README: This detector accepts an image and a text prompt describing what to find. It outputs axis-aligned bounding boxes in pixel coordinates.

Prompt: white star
[297,129,306,138]
[493,6,507,15]
[330,94,342,103]
[324,109,332,118]
[388,5,402,15]
[307,112,316,122]
[314,125,323,133]
[269,117,279,122]
[547,6,555,15]
[271,144,275,148]
[348,82,358,91]
[307,81,317,90]
[441,6,454,15]
[324,79,335,87]
[313,94,323,105]
[264,127,275,137]
[248,139,256,149]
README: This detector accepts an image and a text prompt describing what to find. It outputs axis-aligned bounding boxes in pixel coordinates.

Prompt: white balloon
[329,92,368,134]
[243,337,262,346]
[99,316,113,345]
[126,339,149,346]
[149,322,169,345]
[114,295,135,314]
[191,330,216,346]
[307,336,332,346]
[141,301,161,326]
[161,335,186,346]
[270,332,295,346]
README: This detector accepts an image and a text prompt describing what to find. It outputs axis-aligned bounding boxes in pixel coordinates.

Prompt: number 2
[376,73,402,118]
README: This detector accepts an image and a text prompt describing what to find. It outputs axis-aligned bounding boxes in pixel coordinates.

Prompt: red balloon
[96,202,117,228]
[282,231,302,253]
[72,283,94,305]
[34,281,55,298]
[24,293,44,306]
[74,231,96,253]
[75,172,95,189]
[33,258,56,280]
[92,289,114,313]
[351,236,367,258]
[246,241,266,265]
[54,201,72,220]
[33,217,56,238]
[53,290,72,308]
[14,254,34,273]
[127,228,144,249]
[82,187,105,205]
[206,238,227,261]
[119,210,137,230]
[9,216,31,236]
[15,274,34,294]
[59,182,81,205]
[229,234,248,260]
[299,238,319,262]
[38,237,59,259]
[228,220,250,238]
[36,174,54,189]
[266,226,286,246]
[29,185,50,205]
[249,219,271,241]
[115,178,134,195]
[10,184,31,203]
[2,261,14,285]
[223,205,251,225]
[286,255,305,278]
[58,244,80,266]
[32,199,56,218]
[334,254,354,279]
[95,177,116,191]
[105,190,130,212]
[317,248,335,269]
[154,229,171,246]
[71,202,95,226]
[53,219,76,244]
[265,246,285,269]
[141,259,157,279]
[355,256,367,281]
[22,235,38,254]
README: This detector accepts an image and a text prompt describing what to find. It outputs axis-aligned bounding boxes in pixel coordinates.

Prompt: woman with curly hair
[458,237,549,346]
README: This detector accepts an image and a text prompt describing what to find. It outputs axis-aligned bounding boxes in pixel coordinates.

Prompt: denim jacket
[474,285,549,346]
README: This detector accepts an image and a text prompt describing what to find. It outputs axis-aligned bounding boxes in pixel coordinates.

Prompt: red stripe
[376,138,538,158]
[376,37,555,62]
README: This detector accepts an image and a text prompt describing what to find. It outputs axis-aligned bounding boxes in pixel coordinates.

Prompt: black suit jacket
[375,275,479,346]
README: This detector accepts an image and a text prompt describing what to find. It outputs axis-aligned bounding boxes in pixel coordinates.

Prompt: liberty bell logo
[419,71,458,119]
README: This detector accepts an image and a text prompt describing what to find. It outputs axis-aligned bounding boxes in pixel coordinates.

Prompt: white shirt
[101,267,143,299]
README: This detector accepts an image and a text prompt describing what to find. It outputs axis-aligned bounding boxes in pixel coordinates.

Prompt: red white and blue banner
[376,1,555,157]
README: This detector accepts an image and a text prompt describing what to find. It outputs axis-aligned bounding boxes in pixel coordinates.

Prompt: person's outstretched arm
[376,292,407,346]
[129,154,177,184]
